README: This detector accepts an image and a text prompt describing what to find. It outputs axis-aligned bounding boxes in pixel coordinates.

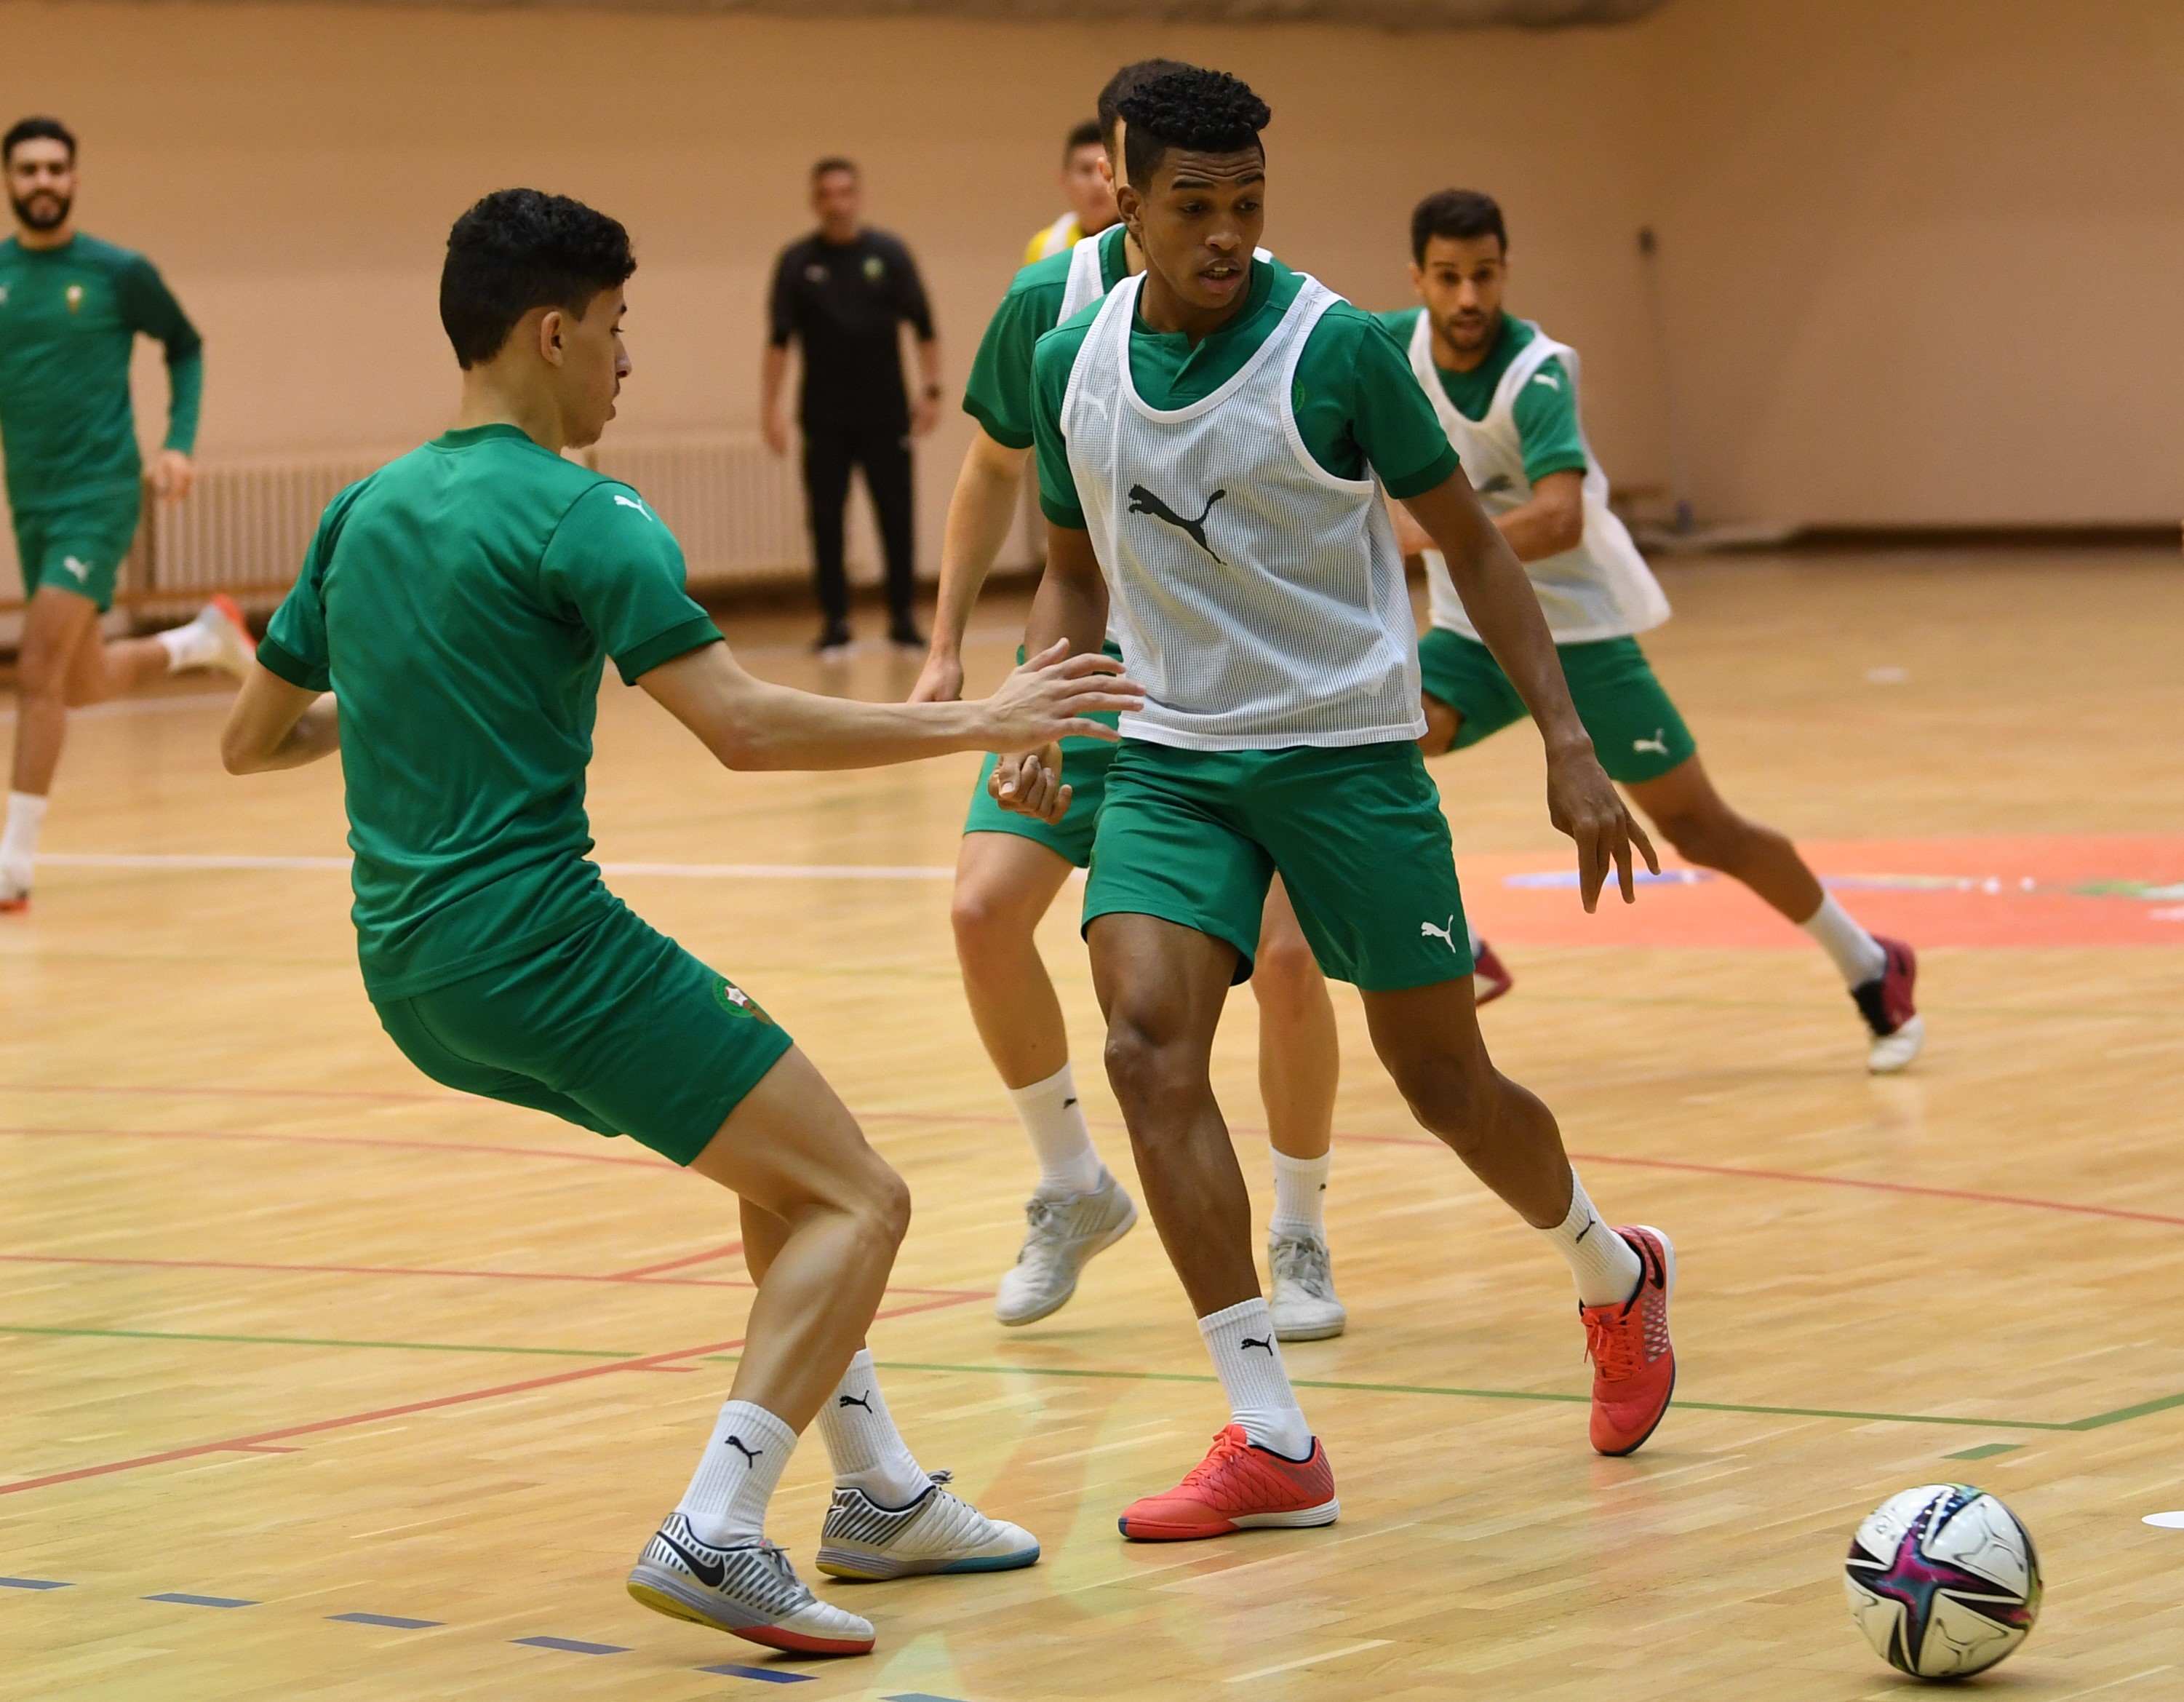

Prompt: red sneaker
[1472,937,1515,1006]
[1118,1424,1338,1541]
[1853,936,1924,1074]
[1582,1225,1676,1457]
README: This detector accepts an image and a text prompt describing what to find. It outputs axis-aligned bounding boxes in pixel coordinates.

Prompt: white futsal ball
[1844,1483,2041,1678]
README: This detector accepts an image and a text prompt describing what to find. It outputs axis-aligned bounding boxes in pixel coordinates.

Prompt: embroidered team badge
[714,978,776,1025]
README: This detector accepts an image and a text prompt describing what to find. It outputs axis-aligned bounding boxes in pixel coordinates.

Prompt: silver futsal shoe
[627,1513,874,1655]
[994,1169,1138,1326]
[1268,1230,1348,1342]
[816,1471,1040,1580]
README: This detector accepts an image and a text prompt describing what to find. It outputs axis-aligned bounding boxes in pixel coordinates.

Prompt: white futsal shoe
[192,594,257,680]
[1853,935,1925,1075]
[0,854,29,913]
[628,1514,874,1655]
[995,1169,1138,1326]
[816,1471,1040,1580]
[1268,1230,1347,1341]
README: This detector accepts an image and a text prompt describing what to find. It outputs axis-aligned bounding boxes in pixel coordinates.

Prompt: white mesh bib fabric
[1407,314,1669,645]
[1059,272,1424,751]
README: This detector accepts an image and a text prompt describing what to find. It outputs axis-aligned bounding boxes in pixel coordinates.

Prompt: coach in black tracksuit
[763,157,941,652]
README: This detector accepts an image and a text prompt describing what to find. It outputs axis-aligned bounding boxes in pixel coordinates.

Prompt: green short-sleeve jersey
[1034,255,1459,528]
[962,223,1129,450]
[0,233,203,512]
[260,423,723,998]
[1374,306,1586,485]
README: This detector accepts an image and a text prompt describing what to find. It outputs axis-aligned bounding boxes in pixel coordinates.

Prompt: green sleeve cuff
[257,635,327,692]
[1039,493,1086,530]
[1522,451,1589,483]
[1384,443,1462,501]
[165,348,204,456]
[963,393,1034,452]
[614,613,722,685]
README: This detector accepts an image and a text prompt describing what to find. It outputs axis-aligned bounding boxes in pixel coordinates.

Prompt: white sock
[814,1348,930,1508]
[1542,1172,1644,1308]
[156,612,221,673]
[1268,1150,1328,1240]
[1,792,47,891]
[1008,1062,1104,1195]
[1801,893,1887,987]
[675,1399,797,1547]
[1199,1297,1311,1460]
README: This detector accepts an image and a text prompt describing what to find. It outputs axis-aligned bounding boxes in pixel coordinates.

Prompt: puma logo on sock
[1128,484,1227,562]
[722,1435,763,1465]
[1240,1335,1275,1355]
[837,1392,874,1411]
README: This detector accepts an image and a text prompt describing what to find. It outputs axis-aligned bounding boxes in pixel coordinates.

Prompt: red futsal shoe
[1854,936,1924,1074]
[1118,1424,1338,1541]
[1582,1225,1676,1457]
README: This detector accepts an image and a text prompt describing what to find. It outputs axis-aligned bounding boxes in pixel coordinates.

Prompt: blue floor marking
[328,1611,442,1629]
[0,1578,71,1590]
[513,1635,629,1654]
[700,1665,816,1683]
[144,1592,255,1608]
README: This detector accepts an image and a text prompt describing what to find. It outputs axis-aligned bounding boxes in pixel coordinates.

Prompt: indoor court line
[32,851,958,879]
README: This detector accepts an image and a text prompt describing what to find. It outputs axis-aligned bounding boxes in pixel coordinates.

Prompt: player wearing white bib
[1004,68,1681,1540]
[914,61,1350,1344]
[1384,190,1921,1073]
[1022,119,1117,264]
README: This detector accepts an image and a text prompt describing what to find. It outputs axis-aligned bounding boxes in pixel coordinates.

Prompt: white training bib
[1060,228,1111,320]
[1059,272,1424,751]
[1408,314,1668,645]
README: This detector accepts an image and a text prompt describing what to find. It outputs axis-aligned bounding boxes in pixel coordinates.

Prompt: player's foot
[1267,1231,1347,1341]
[0,851,30,913]
[1853,937,1923,1074]
[1472,936,1514,1005]
[814,623,852,659]
[816,1471,1039,1580]
[995,1169,1137,1327]
[627,1514,874,1656]
[1581,1224,1676,1458]
[200,594,255,680]
[1118,1424,1338,1541]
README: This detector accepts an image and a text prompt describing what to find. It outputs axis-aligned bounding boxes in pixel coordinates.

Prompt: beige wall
[1,0,2177,597]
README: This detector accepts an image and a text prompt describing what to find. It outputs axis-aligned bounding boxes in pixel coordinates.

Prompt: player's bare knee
[1390,1051,1491,1154]
[1658,808,1745,872]
[1102,1015,1192,1117]
[15,637,70,703]
[1251,929,1320,1012]
[950,873,1035,962]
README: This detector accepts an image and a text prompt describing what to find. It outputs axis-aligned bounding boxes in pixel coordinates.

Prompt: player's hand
[762,413,790,457]
[991,745,1073,823]
[981,638,1141,752]
[151,450,195,501]
[1545,741,1658,912]
[908,646,964,704]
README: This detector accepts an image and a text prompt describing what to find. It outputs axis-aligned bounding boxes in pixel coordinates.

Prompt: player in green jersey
[912,60,1351,1343]
[0,116,253,910]
[1006,68,1678,1540]
[221,190,1139,1656]
[1385,189,1922,1073]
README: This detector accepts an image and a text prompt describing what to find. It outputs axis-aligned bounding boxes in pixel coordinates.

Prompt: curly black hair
[1116,67,1272,191]
[439,188,636,370]
[1096,57,1194,151]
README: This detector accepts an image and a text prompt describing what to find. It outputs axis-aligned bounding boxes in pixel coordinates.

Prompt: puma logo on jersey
[61,555,91,583]
[612,493,653,520]
[1128,484,1227,563]
[1420,915,1460,952]
[1529,370,1561,391]
[1633,728,1670,755]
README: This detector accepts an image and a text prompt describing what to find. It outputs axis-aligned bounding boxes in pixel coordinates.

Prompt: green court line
[0,1324,631,1360]
[1945,1444,2024,1461]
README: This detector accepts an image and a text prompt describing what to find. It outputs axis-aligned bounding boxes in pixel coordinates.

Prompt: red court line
[0,1292,981,1500]
[0,1251,991,1301]
[0,1124,674,1172]
[608,1243,746,1279]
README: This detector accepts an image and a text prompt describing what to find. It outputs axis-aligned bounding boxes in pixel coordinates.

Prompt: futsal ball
[1844,1483,2041,1679]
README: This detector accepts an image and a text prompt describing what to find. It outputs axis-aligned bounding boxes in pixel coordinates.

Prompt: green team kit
[260,425,786,1165]
[0,233,202,611]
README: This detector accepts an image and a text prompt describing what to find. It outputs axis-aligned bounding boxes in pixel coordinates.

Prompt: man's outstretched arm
[909,425,1032,704]
[639,635,1137,774]
[222,667,340,774]
[1400,470,1656,910]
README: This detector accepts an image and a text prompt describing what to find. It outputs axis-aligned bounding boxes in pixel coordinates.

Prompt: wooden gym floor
[4,550,2182,1701]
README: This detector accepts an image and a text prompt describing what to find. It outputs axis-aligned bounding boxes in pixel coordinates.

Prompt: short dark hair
[4,116,76,166]
[1096,58,1194,152]
[439,188,635,370]
[1118,68,1271,192]
[1064,119,1102,159]
[1411,188,1507,263]
[811,156,857,182]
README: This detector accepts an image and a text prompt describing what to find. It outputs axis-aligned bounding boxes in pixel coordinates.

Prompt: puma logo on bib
[1128,484,1227,563]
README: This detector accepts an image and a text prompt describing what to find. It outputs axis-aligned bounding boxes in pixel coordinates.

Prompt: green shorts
[12,493,141,614]
[961,640,1125,869]
[370,901,794,1166]
[1083,740,1471,991]
[1419,628,1697,784]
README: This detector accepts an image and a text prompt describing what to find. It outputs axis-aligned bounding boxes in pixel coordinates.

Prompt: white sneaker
[627,1514,873,1655]
[0,853,29,913]
[193,595,255,680]
[816,1471,1039,1580]
[995,1169,1137,1327]
[1268,1231,1347,1342]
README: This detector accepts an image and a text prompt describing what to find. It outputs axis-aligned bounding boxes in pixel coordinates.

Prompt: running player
[0,116,252,910]
[1023,119,1119,263]
[913,59,1347,1343]
[221,189,1141,1653]
[1007,68,1678,1540]
[1384,190,1921,1073]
